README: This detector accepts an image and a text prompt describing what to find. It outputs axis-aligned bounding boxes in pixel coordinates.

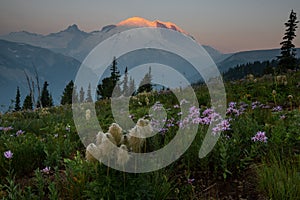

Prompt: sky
[0,0,300,53]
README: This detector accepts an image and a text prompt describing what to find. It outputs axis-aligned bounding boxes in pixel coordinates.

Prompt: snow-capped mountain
[0,17,224,62]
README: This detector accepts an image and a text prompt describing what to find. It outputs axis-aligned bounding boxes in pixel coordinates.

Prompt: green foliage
[257,154,300,200]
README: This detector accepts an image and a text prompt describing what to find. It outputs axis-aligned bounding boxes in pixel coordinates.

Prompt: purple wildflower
[280,115,286,120]
[173,104,180,108]
[188,178,195,184]
[180,99,188,105]
[252,131,267,143]
[251,101,261,110]
[1,126,13,132]
[228,102,237,108]
[212,119,231,135]
[41,166,51,174]
[272,106,283,112]
[16,130,25,136]
[4,150,13,159]
[152,102,163,111]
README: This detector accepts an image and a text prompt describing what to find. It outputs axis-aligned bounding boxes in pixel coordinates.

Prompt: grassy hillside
[0,72,299,199]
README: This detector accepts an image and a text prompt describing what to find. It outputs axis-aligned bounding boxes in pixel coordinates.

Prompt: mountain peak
[65,24,80,32]
[116,17,187,34]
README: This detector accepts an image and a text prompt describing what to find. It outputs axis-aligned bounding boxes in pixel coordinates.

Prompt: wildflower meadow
[0,72,300,199]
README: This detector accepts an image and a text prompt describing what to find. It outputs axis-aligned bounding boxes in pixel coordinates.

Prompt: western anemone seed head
[96,131,105,146]
[120,134,130,147]
[86,143,101,162]
[288,95,293,99]
[86,109,91,120]
[108,123,123,145]
[272,90,277,96]
[117,144,130,166]
[136,118,153,138]
[128,130,144,153]
[100,133,117,157]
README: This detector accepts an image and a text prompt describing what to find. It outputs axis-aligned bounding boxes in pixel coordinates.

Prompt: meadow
[0,72,299,199]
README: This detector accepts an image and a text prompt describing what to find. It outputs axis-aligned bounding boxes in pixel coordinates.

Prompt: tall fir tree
[86,83,93,102]
[110,57,121,86]
[61,80,74,105]
[97,57,121,99]
[278,10,299,72]
[14,87,21,111]
[23,95,33,110]
[40,81,53,107]
[123,67,129,96]
[79,87,85,103]
[72,85,79,103]
[129,76,135,96]
[137,67,152,94]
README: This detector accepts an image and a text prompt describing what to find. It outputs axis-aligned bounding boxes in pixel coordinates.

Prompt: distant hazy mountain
[0,17,224,62]
[1,17,299,110]
[0,39,80,110]
[217,48,300,72]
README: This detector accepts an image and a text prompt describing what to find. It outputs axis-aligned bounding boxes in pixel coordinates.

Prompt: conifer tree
[79,87,85,103]
[14,87,21,111]
[97,57,121,99]
[123,67,129,96]
[86,83,93,102]
[40,81,53,107]
[278,10,299,72]
[137,67,152,94]
[61,81,74,105]
[23,95,33,110]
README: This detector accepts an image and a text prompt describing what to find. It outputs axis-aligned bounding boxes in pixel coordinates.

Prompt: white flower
[117,145,130,166]
[85,109,91,120]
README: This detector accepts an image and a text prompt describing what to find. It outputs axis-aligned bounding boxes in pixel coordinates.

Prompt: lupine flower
[152,102,163,111]
[180,99,188,105]
[4,150,13,159]
[252,131,267,143]
[280,115,286,120]
[251,101,261,110]
[188,178,195,185]
[272,106,283,112]
[177,112,183,116]
[173,104,180,108]
[41,166,51,174]
[159,128,169,134]
[228,102,237,108]
[16,130,25,136]
[0,126,13,132]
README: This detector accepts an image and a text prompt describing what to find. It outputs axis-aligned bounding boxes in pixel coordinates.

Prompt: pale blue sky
[0,0,299,53]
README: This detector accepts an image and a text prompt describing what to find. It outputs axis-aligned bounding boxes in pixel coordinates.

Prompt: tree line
[13,57,153,111]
